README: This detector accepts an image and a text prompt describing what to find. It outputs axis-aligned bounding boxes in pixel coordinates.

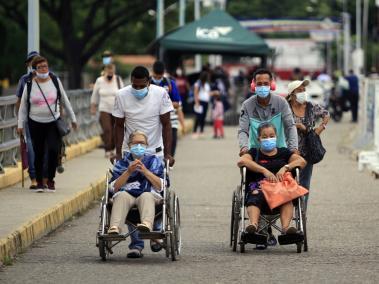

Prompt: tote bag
[260,172,308,210]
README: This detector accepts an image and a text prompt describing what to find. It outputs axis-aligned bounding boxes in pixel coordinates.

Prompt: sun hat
[287,80,310,95]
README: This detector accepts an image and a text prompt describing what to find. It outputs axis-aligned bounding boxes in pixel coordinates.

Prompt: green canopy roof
[159,9,270,56]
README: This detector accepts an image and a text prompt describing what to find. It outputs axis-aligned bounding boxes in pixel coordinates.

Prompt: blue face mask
[260,137,277,152]
[256,86,270,98]
[131,87,148,100]
[130,144,147,157]
[102,57,111,65]
[152,77,162,85]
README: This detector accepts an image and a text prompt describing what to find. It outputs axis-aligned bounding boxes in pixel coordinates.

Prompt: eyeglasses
[36,65,49,70]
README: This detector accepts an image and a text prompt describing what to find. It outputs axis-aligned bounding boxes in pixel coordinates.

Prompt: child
[212,94,224,138]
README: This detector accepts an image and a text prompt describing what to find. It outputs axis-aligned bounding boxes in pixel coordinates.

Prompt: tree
[0,0,175,88]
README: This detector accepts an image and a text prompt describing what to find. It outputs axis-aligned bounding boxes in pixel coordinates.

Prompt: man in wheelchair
[107,130,164,256]
[237,122,306,242]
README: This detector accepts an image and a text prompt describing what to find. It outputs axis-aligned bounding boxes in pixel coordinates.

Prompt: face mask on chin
[36,71,49,79]
[106,75,113,81]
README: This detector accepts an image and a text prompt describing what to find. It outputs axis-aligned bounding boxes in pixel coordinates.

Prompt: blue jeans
[24,122,36,179]
[300,163,313,206]
[129,157,165,250]
[128,219,162,250]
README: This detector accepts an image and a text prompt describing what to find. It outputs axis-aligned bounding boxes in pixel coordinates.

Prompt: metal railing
[0,90,102,173]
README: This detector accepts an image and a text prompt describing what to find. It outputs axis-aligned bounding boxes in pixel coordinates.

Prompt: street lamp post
[28,0,40,53]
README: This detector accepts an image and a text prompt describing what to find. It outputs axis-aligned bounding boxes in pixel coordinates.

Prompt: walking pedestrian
[150,61,185,157]
[15,51,40,190]
[91,64,123,158]
[193,71,218,138]
[17,56,77,192]
[212,93,224,139]
[113,65,174,257]
[287,80,329,205]
[345,70,359,123]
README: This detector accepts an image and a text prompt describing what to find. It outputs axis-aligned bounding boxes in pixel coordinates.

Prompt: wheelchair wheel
[98,239,108,261]
[230,191,236,248]
[232,188,241,252]
[301,197,308,252]
[173,194,182,256]
[167,191,177,261]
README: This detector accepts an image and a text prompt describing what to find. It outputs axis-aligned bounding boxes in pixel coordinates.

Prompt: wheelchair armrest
[240,166,246,184]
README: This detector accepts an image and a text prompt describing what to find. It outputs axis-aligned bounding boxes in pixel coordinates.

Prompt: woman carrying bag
[17,56,77,192]
[286,80,329,205]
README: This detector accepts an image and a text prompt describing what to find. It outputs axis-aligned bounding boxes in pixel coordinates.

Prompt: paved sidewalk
[0,149,110,261]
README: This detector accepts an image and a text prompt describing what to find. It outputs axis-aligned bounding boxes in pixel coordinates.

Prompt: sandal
[127,248,143,258]
[107,226,119,234]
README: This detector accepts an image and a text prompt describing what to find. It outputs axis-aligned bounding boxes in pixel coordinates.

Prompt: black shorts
[245,188,280,215]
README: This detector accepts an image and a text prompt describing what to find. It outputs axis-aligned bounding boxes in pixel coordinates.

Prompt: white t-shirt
[195,81,211,102]
[91,76,123,113]
[112,84,174,156]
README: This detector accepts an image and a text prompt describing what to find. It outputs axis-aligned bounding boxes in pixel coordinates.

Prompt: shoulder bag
[36,81,70,137]
[303,103,326,164]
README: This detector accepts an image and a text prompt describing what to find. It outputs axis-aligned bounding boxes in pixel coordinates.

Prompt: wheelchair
[96,161,181,261]
[230,167,308,253]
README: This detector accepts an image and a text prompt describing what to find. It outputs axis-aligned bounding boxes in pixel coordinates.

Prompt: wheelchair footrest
[139,231,166,240]
[100,234,128,241]
[241,231,267,245]
[278,233,304,245]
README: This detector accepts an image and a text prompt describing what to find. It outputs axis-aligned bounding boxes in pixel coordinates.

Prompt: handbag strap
[35,80,58,121]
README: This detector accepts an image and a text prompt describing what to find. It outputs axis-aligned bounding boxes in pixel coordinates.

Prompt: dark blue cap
[25,51,39,63]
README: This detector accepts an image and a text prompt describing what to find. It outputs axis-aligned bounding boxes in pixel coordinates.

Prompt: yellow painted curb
[0,176,106,263]
[0,136,102,190]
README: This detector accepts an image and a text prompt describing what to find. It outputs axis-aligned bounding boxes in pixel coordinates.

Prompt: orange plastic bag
[260,172,309,210]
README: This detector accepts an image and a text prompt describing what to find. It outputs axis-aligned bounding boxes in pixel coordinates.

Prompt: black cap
[25,51,39,63]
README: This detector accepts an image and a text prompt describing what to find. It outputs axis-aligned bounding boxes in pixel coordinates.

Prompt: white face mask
[295,92,308,104]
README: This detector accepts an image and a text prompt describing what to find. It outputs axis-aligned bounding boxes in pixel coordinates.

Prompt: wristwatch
[284,164,291,171]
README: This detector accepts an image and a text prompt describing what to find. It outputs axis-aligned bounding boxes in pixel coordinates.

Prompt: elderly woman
[238,123,307,235]
[17,56,77,191]
[287,80,329,204]
[108,130,164,255]
[90,64,123,158]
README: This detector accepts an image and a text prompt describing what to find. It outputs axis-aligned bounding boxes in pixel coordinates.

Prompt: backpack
[26,73,61,114]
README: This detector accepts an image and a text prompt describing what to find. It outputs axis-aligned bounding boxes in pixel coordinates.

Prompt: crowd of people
[15,50,332,255]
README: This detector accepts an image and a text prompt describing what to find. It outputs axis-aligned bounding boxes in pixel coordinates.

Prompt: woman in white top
[90,64,124,157]
[193,71,218,138]
[17,56,77,191]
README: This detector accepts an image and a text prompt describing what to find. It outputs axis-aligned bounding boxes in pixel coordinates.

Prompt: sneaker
[45,180,55,192]
[150,240,163,252]
[267,234,277,246]
[127,248,143,258]
[255,244,267,250]
[34,182,46,193]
